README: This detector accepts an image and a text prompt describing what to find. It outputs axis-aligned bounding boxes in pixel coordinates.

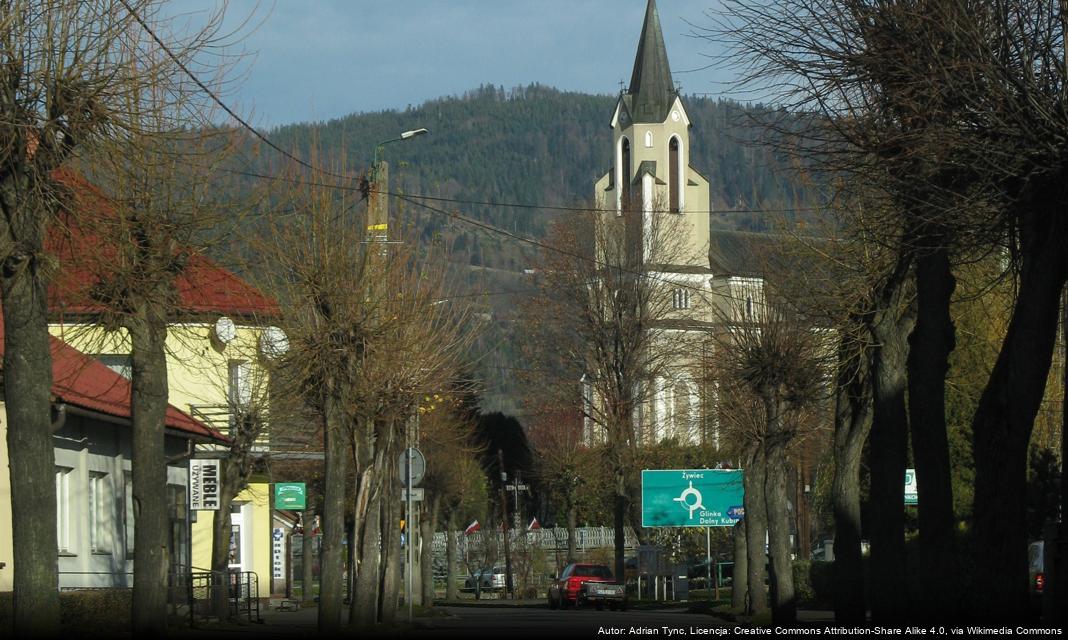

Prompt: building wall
[189,481,271,593]
[48,321,277,591]
[0,407,192,591]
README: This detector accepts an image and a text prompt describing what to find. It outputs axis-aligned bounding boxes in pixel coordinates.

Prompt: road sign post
[641,469,744,528]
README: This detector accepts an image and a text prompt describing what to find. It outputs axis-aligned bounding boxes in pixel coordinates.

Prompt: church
[582,0,767,449]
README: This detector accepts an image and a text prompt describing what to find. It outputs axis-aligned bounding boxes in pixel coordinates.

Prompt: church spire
[627,0,676,124]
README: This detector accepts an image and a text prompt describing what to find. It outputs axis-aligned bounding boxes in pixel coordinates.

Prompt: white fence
[432,526,637,553]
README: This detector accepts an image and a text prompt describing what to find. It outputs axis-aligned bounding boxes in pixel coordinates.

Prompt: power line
[118,0,355,185]
[222,166,822,217]
[394,192,754,306]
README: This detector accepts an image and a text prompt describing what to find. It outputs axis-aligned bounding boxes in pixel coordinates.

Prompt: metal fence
[169,566,261,626]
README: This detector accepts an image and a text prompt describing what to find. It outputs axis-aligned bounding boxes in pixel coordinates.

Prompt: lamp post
[368,128,428,244]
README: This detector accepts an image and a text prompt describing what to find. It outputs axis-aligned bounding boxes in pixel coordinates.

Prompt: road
[173,601,738,638]
[411,604,730,638]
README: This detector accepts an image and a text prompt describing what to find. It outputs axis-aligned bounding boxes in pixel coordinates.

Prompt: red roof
[46,168,279,319]
[0,313,226,442]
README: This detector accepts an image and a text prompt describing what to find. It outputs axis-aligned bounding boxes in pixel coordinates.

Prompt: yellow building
[0,323,227,592]
[43,170,288,599]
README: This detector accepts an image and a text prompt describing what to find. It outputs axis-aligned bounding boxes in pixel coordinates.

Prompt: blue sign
[641,469,745,528]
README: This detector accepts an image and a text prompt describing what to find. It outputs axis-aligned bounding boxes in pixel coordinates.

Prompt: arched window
[669,136,681,213]
[645,130,653,148]
[621,138,632,210]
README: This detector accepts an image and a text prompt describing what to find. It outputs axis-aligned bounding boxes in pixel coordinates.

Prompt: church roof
[627,0,677,124]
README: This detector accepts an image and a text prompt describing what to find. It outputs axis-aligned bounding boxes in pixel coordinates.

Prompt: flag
[528,517,541,531]
[464,520,480,535]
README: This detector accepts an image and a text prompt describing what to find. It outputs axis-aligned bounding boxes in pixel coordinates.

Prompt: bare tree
[258,158,472,631]
[710,297,830,623]
[527,201,696,586]
[710,0,1068,619]
[526,409,586,564]
[1,2,239,633]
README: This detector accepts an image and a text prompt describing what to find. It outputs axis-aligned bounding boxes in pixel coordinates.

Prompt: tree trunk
[0,173,60,637]
[420,496,440,606]
[129,318,170,637]
[352,465,382,628]
[743,445,768,615]
[971,206,1067,619]
[762,391,796,624]
[379,475,401,625]
[907,247,958,620]
[318,396,348,633]
[210,477,237,618]
[831,336,871,623]
[566,503,577,563]
[867,296,913,622]
[301,505,316,604]
[613,469,627,589]
[732,519,748,611]
[445,518,459,602]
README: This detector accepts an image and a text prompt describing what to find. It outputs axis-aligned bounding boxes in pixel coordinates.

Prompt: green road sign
[641,469,744,527]
[904,469,918,505]
[274,482,306,510]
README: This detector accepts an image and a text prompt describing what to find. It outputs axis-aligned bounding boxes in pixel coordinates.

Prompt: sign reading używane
[641,469,744,527]
[189,459,221,510]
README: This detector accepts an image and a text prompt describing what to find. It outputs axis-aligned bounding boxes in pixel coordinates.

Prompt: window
[229,360,252,408]
[229,360,252,434]
[96,354,132,379]
[55,467,72,553]
[644,130,653,148]
[669,137,681,213]
[746,295,754,319]
[124,473,135,555]
[672,288,690,310]
[229,524,242,566]
[89,472,111,553]
[621,138,632,211]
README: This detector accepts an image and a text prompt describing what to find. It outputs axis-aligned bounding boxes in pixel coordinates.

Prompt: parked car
[1028,541,1044,612]
[463,566,506,594]
[548,563,627,611]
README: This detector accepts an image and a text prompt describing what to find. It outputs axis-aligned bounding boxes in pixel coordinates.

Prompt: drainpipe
[50,402,67,433]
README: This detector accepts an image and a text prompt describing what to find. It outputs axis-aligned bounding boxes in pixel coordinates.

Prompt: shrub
[60,590,131,634]
[0,589,131,636]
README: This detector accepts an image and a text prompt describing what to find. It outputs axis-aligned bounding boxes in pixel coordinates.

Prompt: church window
[672,288,690,310]
[621,138,632,211]
[669,136,681,213]
[645,131,653,148]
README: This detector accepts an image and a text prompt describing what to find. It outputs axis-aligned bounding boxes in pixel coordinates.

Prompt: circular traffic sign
[399,447,426,487]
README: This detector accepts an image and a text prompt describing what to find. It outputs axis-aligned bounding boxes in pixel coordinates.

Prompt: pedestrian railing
[169,565,261,626]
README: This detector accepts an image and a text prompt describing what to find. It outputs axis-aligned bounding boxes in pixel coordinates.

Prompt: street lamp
[367,127,428,245]
[373,128,429,168]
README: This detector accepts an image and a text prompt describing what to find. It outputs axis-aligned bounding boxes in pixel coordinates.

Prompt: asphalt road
[411,604,730,638]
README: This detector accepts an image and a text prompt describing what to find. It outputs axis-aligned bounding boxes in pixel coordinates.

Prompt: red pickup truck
[548,563,628,610]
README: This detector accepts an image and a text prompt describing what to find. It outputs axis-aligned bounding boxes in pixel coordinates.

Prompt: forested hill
[248,85,819,413]
[260,84,817,247]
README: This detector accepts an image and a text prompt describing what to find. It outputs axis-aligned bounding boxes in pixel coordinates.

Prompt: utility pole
[368,160,389,245]
[498,449,513,600]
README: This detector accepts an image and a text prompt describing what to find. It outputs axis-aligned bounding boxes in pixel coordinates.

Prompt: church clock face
[671,110,681,122]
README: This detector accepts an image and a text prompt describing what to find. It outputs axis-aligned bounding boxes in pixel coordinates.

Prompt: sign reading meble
[189,459,221,510]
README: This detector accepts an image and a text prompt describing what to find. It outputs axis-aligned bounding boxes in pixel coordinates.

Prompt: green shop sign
[274,483,306,510]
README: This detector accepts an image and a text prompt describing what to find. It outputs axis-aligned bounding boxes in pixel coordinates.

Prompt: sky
[169,1,734,129]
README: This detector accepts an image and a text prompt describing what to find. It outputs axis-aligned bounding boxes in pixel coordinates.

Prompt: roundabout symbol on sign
[673,481,705,520]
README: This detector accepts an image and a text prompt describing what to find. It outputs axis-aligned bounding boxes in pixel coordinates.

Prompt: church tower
[585,0,714,447]
[594,0,711,270]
